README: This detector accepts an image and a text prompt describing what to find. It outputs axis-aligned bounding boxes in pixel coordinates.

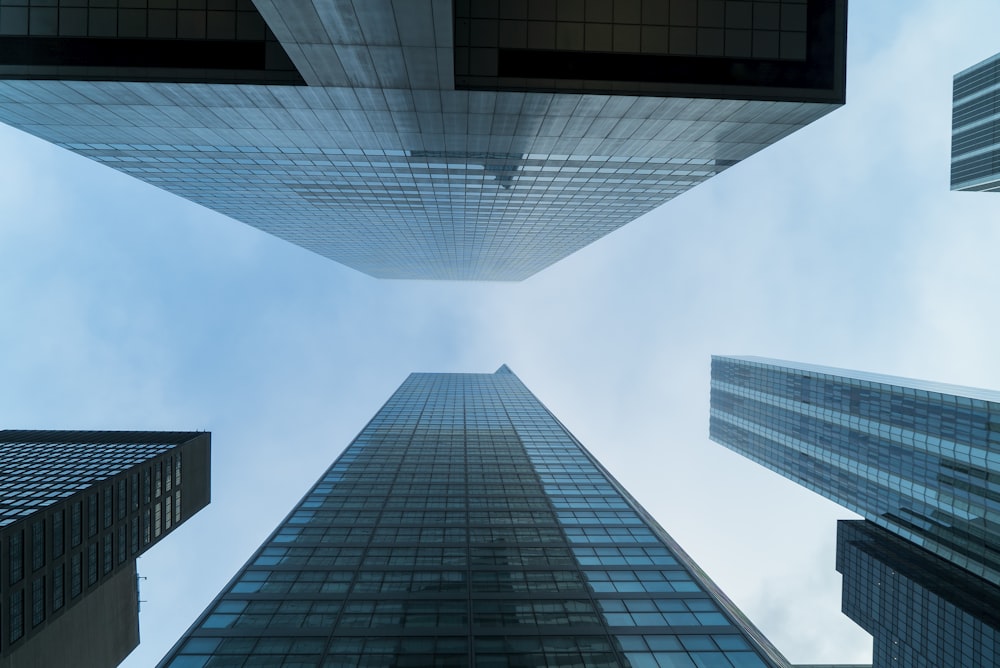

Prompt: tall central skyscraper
[159,366,787,667]
[0,1,847,280]
[709,356,1000,667]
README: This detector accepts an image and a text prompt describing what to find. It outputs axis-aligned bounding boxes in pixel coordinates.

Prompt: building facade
[709,356,1000,666]
[158,366,788,667]
[0,430,211,668]
[952,51,1000,192]
[837,519,999,668]
[0,1,846,280]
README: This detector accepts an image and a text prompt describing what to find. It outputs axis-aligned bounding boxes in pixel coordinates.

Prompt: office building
[0,430,211,668]
[837,519,999,668]
[952,51,1000,192]
[0,1,847,280]
[159,366,788,667]
[709,356,1000,666]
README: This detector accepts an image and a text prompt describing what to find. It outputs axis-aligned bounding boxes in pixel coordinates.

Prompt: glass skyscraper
[0,430,211,668]
[159,366,787,667]
[709,356,1000,667]
[0,1,846,280]
[952,51,1000,192]
[837,520,999,668]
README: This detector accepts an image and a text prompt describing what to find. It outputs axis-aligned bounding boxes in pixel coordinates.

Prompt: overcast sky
[2,1,1000,665]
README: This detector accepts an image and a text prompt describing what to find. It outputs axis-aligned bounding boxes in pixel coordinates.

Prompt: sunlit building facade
[710,356,1000,667]
[159,366,787,667]
[952,51,1000,192]
[0,430,210,668]
[0,1,846,280]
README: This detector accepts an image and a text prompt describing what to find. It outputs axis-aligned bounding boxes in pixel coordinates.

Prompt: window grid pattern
[952,51,1000,192]
[711,356,1000,665]
[710,356,1000,587]
[0,73,837,281]
[0,431,204,658]
[454,0,811,87]
[159,367,778,668]
[0,0,302,84]
[837,520,1000,668]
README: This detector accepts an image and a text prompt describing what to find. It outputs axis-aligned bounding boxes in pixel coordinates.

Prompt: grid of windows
[158,367,781,667]
[455,0,814,93]
[0,0,302,84]
[837,520,1000,668]
[0,432,183,528]
[710,356,1000,587]
[0,0,844,283]
[0,431,207,658]
[952,51,1000,192]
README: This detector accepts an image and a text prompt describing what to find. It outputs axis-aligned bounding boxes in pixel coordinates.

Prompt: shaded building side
[837,519,1000,668]
[158,366,788,667]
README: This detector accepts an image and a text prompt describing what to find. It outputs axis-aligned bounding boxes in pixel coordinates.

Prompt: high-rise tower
[159,366,787,667]
[710,356,1000,667]
[0,1,847,280]
[952,51,1000,192]
[0,430,210,668]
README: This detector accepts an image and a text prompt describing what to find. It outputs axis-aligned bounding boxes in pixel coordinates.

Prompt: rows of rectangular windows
[253,545,583,568]
[1,449,183,650]
[202,598,610,632]
[167,636,765,668]
[713,358,999,440]
[584,569,702,594]
[0,439,176,526]
[599,598,729,628]
[159,373,769,666]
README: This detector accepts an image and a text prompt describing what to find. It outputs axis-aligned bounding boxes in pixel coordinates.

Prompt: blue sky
[2,0,1000,664]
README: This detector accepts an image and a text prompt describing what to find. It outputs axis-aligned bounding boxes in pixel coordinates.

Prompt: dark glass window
[53,564,64,611]
[10,529,24,584]
[104,486,113,529]
[118,478,127,520]
[103,534,113,575]
[131,472,139,511]
[31,577,45,627]
[31,520,45,572]
[117,525,127,564]
[155,461,163,498]
[87,543,98,586]
[10,589,24,641]
[71,553,82,598]
[52,509,64,558]
[131,517,139,555]
[71,501,82,547]
[87,493,98,537]
[143,468,151,504]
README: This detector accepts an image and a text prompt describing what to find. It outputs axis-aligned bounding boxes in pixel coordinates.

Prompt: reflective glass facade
[952,51,1000,192]
[159,366,787,667]
[709,356,1000,667]
[0,430,211,667]
[710,356,1000,586]
[837,520,1000,668]
[0,1,846,280]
